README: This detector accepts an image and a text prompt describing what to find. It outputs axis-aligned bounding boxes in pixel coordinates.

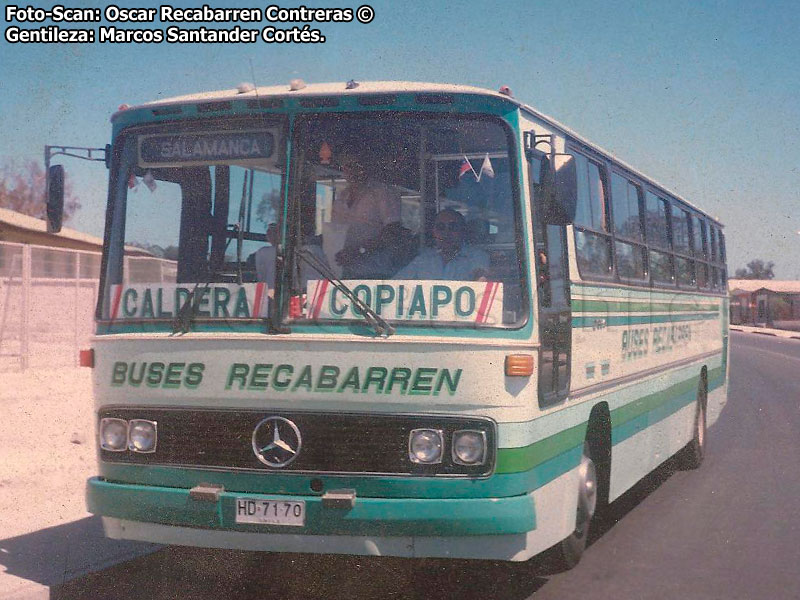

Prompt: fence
[0,240,176,371]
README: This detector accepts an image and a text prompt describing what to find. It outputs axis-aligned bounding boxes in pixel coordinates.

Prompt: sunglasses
[434,221,464,232]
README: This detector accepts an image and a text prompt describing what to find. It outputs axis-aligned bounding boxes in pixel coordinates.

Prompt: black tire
[678,379,707,470]
[553,442,598,569]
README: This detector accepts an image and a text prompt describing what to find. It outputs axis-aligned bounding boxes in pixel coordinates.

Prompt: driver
[395,209,489,281]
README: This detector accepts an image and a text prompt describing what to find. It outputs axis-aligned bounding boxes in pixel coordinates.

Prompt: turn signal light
[79,348,94,368]
[505,354,533,377]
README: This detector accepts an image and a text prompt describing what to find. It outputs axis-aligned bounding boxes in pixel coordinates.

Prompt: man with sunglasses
[395,209,489,281]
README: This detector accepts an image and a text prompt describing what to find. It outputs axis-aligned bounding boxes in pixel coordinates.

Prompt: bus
[52,80,729,567]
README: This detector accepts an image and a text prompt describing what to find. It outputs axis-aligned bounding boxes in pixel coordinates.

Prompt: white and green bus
[53,81,729,566]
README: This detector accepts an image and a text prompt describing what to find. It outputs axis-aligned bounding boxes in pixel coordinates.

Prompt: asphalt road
[50,331,800,600]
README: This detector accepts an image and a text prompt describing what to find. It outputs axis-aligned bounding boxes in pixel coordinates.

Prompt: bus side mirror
[530,153,577,225]
[46,164,65,234]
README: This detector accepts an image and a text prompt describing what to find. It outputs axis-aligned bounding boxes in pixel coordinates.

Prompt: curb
[731,326,800,340]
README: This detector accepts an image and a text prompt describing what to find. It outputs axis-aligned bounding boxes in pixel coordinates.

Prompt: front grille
[98,408,495,477]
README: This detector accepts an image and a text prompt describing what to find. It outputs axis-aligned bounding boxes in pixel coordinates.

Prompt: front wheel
[555,443,598,569]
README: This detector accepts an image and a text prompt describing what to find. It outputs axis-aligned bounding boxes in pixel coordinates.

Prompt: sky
[2,0,799,277]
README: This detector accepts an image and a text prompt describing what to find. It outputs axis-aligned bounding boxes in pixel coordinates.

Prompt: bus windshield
[102,117,288,324]
[284,112,527,329]
[101,112,527,329]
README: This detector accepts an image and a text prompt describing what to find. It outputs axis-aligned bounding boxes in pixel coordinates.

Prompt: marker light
[289,78,306,91]
[237,82,255,94]
[100,418,128,452]
[79,348,94,368]
[505,354,534,376]
[409,429,443,464]
[128,420,157,453]
[452,430,487,465]
[117,104,130,111]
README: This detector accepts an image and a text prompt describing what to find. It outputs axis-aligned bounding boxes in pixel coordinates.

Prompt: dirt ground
[0,367,159,599]
[0,367,96,541]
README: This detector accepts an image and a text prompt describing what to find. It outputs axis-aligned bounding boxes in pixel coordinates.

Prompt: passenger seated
[395,209,489,281]
[253,223,279,288]
[252,221,331,290]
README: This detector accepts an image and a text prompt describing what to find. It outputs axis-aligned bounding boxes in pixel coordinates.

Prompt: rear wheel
[678,380,707,469]
[555,443,598,569]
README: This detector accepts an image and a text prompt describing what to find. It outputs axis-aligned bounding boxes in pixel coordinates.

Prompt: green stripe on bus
[572,299,719,313]
[572,313,719,328]
[495,422,586,474]
[496,365,723,475]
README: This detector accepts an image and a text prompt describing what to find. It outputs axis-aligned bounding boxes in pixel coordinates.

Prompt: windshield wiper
[171,235,266,334]
[295,248,395,337]
[171,279,205,334]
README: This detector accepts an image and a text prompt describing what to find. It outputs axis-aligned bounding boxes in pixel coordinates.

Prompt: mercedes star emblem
[251,416,302,468]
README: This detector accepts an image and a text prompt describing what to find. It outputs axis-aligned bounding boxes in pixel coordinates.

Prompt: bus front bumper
[87,477,541,560]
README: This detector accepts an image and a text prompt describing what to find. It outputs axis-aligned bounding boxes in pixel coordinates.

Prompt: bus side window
[645,192,674,285]
[672,207,696,287]
[610,173,646,281]
[571,152,613,279]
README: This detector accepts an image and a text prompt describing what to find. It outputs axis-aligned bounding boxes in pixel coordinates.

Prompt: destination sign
[305,280,503,324]
[139,130,274,166]
[108,283,269,320]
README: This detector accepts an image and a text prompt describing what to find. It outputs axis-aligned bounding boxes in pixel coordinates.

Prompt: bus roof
[125,80,722,227]
[132,81,513,108]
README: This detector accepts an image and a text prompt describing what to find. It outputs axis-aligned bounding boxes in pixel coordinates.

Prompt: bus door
[530,159,572,406]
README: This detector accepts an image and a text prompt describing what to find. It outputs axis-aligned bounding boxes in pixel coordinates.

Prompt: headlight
[408,429,443,464]
[100,418,128,452]
[452,430,487,465]
[128,419,158,453]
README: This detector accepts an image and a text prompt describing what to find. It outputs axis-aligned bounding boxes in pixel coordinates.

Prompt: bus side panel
[608,401,695,500]
[707,295,730,427]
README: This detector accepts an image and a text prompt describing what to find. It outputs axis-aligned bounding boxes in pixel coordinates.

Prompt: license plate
[235,498,305,526]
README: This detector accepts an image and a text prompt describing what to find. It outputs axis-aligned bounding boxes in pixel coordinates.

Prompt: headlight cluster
[408,428,487,466]
[99,418,157,453]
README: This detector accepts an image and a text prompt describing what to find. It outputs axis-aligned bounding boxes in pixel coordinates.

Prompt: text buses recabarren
[73,81,728,566]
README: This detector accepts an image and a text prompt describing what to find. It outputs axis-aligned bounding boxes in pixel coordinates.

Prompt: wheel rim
[575,452,597,537]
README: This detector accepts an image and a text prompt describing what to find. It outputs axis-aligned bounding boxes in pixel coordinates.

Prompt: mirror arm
[44,144,108,203]
[43,144,107,234]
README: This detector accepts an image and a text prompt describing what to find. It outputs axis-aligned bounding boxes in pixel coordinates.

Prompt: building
[0,206,152,253]
[729,279,800,329]
[0,207,170,370]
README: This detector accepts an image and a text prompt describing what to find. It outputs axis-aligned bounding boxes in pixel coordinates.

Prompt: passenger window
[649,249,673,284]
[672,208,691,254]
[574,155,608,231]
[675,255,695,287]
[610,173,643,241]
[575,229,612,276]
[710,226,717,262]
[616,240,646,279]
[610,173,645,281]
[697,261,709,288]
[572,152,613,278]
[692,216,707,260]
[711,265,720,289]
[644,192,670,249]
